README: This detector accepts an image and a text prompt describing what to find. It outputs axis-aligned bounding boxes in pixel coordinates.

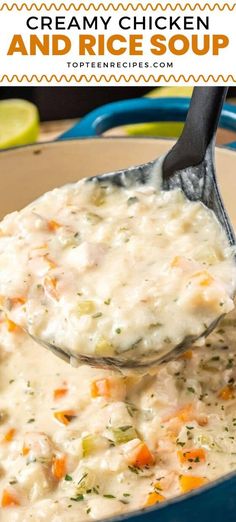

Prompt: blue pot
[1,95,236,521]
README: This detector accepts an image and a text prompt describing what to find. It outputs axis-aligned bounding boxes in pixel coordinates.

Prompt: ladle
[30,86,236,370]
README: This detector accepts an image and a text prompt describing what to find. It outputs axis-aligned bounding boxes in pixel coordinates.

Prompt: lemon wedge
[0,99,39,149]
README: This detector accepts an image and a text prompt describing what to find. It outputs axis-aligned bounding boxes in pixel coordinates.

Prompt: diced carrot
[199,277,214,287]
[127,442,155,467]
[175,404,194,423]
[170,256,184,268]
[1,488,20,507]
[48,220,61,232]
[178,448,206,465]
[91,378,111,399]
[0,293,25,311]
[218,386,235,400]
[191,270,214,287]
[3,428,16,442]
[33,243,48,251]
[163,404,194,423]
[163,404,208,430]
[22,444,29,456]
[144,491,166,507]
[5,318,21,333]
[10,297,26,306]
[52,455,66,480]
[53,410,77,426]
[91,377,126,401]
[154,481,163,491]
[53,388,68,400]
[179,350,193,360]
[44,275,58,300]
[43,254,57,270]
[170,256,196,272]
[179,475,208,493]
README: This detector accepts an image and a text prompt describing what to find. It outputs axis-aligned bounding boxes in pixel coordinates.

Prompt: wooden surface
[39,120,75,142]
[39,118,236,145]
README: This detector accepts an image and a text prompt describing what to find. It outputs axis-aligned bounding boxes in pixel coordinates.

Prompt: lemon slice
[147,86,193,99]
[0,99,39,149]
[126,87,193,138]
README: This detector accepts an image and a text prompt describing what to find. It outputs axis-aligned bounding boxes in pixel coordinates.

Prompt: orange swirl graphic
[0,74,235,83]
[0,2,235,10]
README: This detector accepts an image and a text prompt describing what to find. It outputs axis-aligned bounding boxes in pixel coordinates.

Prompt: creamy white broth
[1,312,236,519]
[0,180,235,362]
[0,179,236,519]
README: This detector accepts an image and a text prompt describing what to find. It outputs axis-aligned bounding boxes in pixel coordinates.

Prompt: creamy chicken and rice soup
[1,309,236,519]
[0,178,236,519]
[0,180,235,363]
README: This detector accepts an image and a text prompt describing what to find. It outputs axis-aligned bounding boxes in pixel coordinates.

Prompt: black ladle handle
[162,87,228,179]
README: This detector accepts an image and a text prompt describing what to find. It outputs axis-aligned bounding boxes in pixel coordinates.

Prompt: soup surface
[0,180,235,364]
[1,311,236,520]
[0,178,236,520]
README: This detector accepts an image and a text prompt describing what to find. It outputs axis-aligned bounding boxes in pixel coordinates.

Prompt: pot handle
[57,96,236,146]
[225,141,236,150]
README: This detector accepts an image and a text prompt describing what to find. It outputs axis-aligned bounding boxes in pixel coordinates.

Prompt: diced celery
[111,425,138,444]
[197,434,222,452]
[86,212,102,224]
[75,468,94,494]
[58,235,80,248]
[200,361,219,373]
[82,434,108,456]
[78,301,95,315]
[91,187,106,207]
[95,336,114,355]
[192,245,219,265]
[127,197,139,206]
